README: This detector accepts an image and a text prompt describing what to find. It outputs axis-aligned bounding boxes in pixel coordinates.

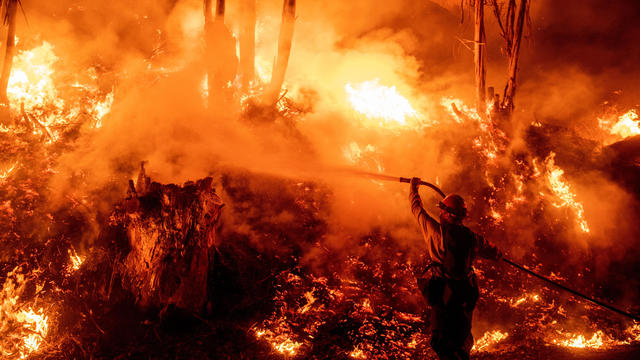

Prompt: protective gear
[442,223,476,280]
[411,186,501,360]
[438,194,467,218]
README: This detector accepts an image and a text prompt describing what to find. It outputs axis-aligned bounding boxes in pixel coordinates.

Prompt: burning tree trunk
[204,0,238,110]
[501,0,527,112]
[204,0,213,25]
[0,0,18,110]
[491,0,529,113]
[215,0,225,19]
[103,164,224,313]
[474,0,487,114]
[239,0,256,90]
[264,0,296,105]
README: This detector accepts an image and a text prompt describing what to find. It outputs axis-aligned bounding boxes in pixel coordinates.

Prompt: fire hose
[353,170,640,322]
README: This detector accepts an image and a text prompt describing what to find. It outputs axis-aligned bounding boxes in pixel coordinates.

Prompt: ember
[472,330,509,352]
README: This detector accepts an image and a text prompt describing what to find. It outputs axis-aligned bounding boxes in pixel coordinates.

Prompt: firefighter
[409,177,501,360]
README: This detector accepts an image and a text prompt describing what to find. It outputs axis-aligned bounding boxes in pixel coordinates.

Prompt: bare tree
[265,0,296,105]
[491,0,530,113]
[0,0,18,109]
[474,0,487,114]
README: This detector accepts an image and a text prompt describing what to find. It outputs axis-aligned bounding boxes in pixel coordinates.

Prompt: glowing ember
[68,248,85,272]
[440,97,507,163]
[0,267,50,359]
[472,330,509,352]
[552,330,610,349]
[544,152,590,232]
[1,162,18,181]
[349,347,367,359]
[345,79,419,126]
[510,293,540,307]
[599,109,640,144]
[299,290,316,314]
[255,328,303,356]
[626,323,640,342]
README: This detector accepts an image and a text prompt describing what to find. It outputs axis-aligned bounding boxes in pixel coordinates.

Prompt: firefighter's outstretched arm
[409,177,440,244]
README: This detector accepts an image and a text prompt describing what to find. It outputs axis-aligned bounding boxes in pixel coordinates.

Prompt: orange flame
[599,109,640,144]
[345,79,420,128]
[472,330,509,352]
[551,330,615,349]
[544,153,590,233]
[68,248,85,272]
[0,267,50,359]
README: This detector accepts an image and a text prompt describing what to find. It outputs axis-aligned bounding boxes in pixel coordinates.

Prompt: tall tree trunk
[0,0,18,107]
[239,0,256,90]
[265,0,296,105]
[215,0,225,20]
[474,0,486,114]
[502,0,527,113]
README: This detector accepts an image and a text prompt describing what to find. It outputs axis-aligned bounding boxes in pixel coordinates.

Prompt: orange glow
[68,248,85,272]
[1,162,18,181]
[551,330,612,349]
[510,293,540,307]
[8,42,62,115]
[544,153,590,233]
[626,323,640,342]
[0,267,50,359]
[599,109,640,144]
[472,330,509,352]
[345,79,419,128]
[89,91,114,129]
[299,290,317,314]
[349,347,367,359]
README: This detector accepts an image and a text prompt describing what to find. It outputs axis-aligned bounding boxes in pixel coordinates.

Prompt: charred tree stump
[105,165,224,313]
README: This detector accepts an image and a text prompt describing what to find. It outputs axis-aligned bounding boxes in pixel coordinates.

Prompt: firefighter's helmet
[438,194,467,218]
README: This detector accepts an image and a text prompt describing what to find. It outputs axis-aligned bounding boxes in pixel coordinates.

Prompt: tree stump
[106,164,224,313]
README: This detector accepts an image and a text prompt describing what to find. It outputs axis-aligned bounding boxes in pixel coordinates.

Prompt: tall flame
[8,42,63,116]
[544,152,590,233]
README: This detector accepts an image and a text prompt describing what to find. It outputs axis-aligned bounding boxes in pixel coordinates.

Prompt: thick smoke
[15,0,640,308]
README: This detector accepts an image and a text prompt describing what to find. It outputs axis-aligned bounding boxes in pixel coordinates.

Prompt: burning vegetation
[1,0,640,359]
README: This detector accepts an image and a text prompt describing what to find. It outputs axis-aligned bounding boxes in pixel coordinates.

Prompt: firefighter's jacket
[410,183,500,280]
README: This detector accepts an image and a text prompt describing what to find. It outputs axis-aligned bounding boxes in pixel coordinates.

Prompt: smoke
[9,0,638,307]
